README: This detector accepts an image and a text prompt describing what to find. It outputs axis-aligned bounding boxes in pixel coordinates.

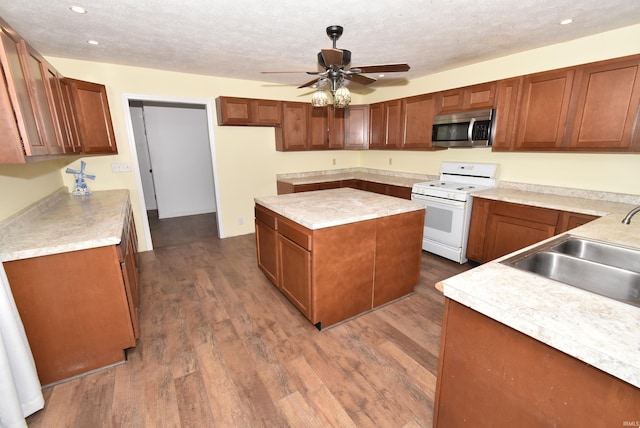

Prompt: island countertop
[0,188,131,262]
[436,194,640,389]
[254,187,425,230]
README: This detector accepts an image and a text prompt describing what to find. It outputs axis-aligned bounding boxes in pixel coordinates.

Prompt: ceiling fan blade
[321,48,344,68]
[298,78,320,89]
[261,71,317,74]
[352,63,411,73]
[349,74,377,85]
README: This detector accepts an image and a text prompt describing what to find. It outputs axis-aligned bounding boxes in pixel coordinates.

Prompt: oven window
[426,206,453,233]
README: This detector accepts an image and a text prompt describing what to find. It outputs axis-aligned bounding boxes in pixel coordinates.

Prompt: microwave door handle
[468,118,476,145]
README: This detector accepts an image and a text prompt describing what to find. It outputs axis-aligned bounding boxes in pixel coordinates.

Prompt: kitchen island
[254,188,425,330]
[433,191,640,427]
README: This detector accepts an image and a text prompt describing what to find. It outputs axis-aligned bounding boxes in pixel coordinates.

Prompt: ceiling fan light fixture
[333,85,351,108]
[311,89,330,107]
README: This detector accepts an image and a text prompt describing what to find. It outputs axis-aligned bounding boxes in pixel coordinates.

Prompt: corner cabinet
[0,18,117,163]
[466,197,599,263]
[4,203,139,385]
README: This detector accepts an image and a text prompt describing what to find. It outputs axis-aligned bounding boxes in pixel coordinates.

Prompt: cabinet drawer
[278,216,312,251]
[255,204,278,230]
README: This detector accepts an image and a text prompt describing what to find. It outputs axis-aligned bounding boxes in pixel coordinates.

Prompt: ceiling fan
[262,25,410,106]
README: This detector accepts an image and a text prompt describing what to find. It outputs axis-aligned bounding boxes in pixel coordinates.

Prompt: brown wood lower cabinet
[434,299,640,427]
[466,197,598,263]
[4,207,139,385]
[255,203,423,329]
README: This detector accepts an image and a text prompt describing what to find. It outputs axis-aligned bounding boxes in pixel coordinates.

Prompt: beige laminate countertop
[438,187,640,389]
[0,188,131,262]
[255,187,425,230]
[276,168,436,189]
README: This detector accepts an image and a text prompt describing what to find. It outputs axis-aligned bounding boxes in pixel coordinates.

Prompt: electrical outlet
[388,158,393,165]
[238,217,244,225]
[332,158,336,166]
[111,162,131,172]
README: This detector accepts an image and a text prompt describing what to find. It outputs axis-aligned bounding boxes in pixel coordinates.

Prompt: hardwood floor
[147,210,218,248]
[26,220,471,427]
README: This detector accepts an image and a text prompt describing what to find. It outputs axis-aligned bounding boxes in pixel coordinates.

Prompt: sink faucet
[622,205,640,224]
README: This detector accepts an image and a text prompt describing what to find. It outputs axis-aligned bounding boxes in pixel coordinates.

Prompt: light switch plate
[111,162,131,172]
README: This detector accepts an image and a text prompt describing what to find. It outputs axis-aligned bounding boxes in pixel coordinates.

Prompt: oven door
[411,193,469,262]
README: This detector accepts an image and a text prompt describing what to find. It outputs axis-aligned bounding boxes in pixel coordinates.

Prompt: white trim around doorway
[121,93,224,251]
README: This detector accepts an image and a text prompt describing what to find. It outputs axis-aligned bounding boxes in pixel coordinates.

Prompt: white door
[129,101,157,210]
[142,102,216,219]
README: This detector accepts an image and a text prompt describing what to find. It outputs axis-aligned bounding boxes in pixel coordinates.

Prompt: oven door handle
[412,194,466,208]
[467,118,476,145]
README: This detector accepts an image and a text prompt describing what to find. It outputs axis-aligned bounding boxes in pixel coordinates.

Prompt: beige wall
[0,24,639,251]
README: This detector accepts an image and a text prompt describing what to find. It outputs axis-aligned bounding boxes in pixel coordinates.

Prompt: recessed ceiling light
[87,40,99,45]
[378,74,385,78]
[560,18,573,25]
[70,6,87,14]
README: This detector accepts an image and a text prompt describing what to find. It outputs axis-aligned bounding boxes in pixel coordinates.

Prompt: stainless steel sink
[551,238,640,273]
[502,236,640,308]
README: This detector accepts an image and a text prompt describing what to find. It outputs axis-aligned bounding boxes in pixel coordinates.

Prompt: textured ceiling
[1,0,640,92]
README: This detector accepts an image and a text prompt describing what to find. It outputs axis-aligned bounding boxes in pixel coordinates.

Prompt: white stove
[412,162,498,201]
[411,162,498,263]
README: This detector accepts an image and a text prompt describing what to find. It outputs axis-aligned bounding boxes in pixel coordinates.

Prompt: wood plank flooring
[26,215,471,427]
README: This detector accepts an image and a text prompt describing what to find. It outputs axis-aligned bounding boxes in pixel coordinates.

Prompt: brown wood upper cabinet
[369,99,403,149]
[216,96,282,126]
[344,104,369,149]
[63,78,118,154]
[436,82,497,114]
[370,95,442,150]
[1,18,116,163]
[565,55,640,151]
[496,54,640,152]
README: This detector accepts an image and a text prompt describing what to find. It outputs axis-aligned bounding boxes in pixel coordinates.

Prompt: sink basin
[551,238,640,273]
[502,236,640,308]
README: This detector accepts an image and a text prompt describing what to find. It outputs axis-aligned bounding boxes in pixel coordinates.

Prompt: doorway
[123,95,223,251]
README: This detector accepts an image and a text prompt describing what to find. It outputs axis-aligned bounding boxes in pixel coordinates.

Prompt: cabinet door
[328,106,345,149]
[437,82,497,114]
[368,102,385,148]
[275,102,308,151]
[344,105,369,149]
[308,106,329,150]
[385,99,403,148]
[0,30,45,158]
[216,96,251,125]
[251,99,281,125]
[566,56,640,151]
[466,198,492,263]
[403,93,437,149]
[44,63,79,153]
[556,211,598,233]
[255,219,279,285]
[486,202,560,261]
[492,77,522,151]
[58,78,82,153]
[65,78,118,154]
[19,42,64,154]
[515,68,574,150]
[277,234,311,318]
[0,60,25,163]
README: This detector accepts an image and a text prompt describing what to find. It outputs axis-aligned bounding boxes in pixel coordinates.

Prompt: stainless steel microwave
[432,109,495,148]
